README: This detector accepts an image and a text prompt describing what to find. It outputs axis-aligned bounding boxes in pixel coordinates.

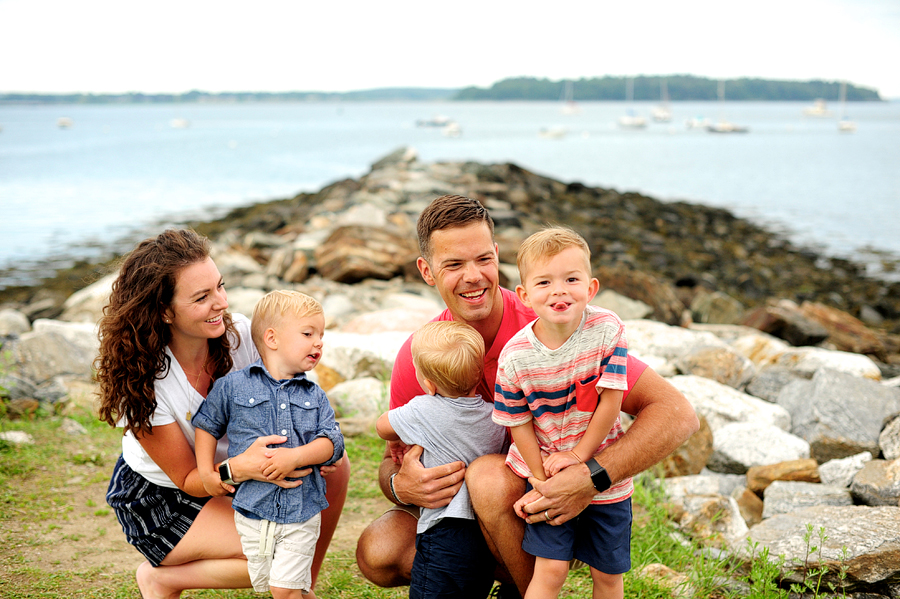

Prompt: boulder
[677,494,749,548]
[744,365,803,403]
[761,480,853,519]
[659,414,713,477]
[668,375,791,433]
[708,422,810,474]
[624,321,727,365]
[818,452,873,488]
[799,301,886,359]
[12,325,97,384]
[591,290,652,321]
[746,458,820,495]
[690,290,746,325]
[850,459,900,506]
[325,377,389,420]
[736,505,900,587]
[315,225,418,284]
[775,346,882,380]
[776,369,900,462]
[880,414,900,460]
[674,344,756,390]
[729,331,791,368]
[595,266,685,326]
[223,288,266,320]
[732,486,764,527]
[739,300,829,347]
[0,309,31,336]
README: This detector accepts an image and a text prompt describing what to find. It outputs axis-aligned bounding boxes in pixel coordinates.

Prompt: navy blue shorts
[410,518,496,599]
[523,496,632,575]
[106,455,210,566]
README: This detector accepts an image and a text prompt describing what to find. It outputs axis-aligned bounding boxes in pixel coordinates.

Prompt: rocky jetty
[2,147,900,595]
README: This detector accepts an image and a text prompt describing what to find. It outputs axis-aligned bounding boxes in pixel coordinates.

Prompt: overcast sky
[2,0,899,98]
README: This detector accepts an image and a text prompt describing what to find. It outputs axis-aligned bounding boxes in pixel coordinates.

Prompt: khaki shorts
[234,511,320,593]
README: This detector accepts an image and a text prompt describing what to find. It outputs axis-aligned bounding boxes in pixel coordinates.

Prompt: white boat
[837,81,856,133]
[441,121,462,137]
[560,80,580,115]
[618,78,647,129]
[803,98,833,117]
[538,126,567,139]
[416,115,452,127]
[169,118,191,129]
[651,79,672,122]
[708,80,749,134]
[57,117,74,129]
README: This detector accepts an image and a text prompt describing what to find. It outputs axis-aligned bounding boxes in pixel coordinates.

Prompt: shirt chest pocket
[287,396,321,438]
[233,394,274,431]
[574,376,599,412]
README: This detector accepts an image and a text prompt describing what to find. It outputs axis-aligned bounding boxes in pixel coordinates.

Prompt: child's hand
[543,451,582,477]
[387,439,410,464]
[513,486,545,520]
[261,448,300,481]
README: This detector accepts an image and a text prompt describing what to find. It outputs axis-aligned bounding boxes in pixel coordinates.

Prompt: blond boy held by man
[493,227,631,599]
[193,291,344,599]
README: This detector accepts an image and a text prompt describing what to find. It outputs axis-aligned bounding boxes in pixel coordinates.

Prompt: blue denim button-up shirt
[192,360,344,524]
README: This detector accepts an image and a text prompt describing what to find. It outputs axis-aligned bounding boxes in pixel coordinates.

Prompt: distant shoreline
[0,75,883,105]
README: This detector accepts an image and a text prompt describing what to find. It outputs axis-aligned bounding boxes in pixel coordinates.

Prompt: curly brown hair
[95,229,239,436]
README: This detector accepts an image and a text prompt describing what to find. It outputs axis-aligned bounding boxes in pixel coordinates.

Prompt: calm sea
[1,100,898,288]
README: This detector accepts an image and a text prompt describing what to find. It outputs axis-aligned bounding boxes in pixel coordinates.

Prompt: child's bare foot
[136,561,181,599]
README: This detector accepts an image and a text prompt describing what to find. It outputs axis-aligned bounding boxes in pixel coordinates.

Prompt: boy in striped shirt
[493,226,632,599]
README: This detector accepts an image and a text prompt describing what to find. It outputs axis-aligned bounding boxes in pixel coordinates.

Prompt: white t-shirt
[121,313,260,488]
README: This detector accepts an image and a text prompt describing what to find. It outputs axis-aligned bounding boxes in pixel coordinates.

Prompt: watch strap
[586,458,612,493]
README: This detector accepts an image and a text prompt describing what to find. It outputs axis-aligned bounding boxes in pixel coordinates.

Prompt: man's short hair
[251,290,323,351]
[516,226,592,281]
[411,321,485,398]
[416,195,495,263]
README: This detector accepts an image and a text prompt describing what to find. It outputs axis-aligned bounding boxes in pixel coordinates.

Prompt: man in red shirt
[356,194,699,597]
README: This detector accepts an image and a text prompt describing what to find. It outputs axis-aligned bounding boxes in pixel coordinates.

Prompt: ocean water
[1,100,898,288]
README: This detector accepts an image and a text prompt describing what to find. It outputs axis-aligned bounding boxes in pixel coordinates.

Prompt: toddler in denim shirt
[193,290,343,598]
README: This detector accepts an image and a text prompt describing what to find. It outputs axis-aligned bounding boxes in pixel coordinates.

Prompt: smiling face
[264,312,325,380]
[516,246,599,342]
[164,257,228,345]
[416,222,503,332]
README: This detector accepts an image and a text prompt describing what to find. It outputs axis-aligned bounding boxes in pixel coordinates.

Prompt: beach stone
[283,252,310,283]
[0,373,40,401]
[668,375,791,433]
[320,294,357,327]
[729,331,791,368]
[732,486,764,527]
[591,290,653,321]
[744,365,803,402]
[223,288,266,319]
[690,290,746,325]
[325,377,389,420]
[212,247,264,278]
[315,225,418,284]
[799,301,886,358]
[13,329,95,383]
[775,346,882,380]
[746,458,820,495]
[0,430,34,444]
[595,266,684,326]
[0,308,31,336]
[32,319,98,358]
[850,459,900,506]
[636,563,693,599]
[740,300,830,347]
[708,422,810,474]
[818,452,873,487]
[6,398,39,419]
[761,480,853,519]
[674,344,755,390]
[623,321,727,365]
[736,505,900,586]
[677,494,749,548]
[659,414,713,477]
[340,307,440,335]
[776,369,900,462]
[880,415,900,460]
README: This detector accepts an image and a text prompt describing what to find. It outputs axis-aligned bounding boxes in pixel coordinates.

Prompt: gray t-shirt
[388,393,508,534]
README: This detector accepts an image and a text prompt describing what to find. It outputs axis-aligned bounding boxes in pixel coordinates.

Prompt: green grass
[0,406,850,598]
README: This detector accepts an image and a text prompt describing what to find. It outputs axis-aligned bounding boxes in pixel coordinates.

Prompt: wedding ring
[544,510,552,522]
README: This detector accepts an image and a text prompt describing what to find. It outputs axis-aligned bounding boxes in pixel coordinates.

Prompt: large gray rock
[776,369,900,462]
[325,377,389,420]
[818,452,873,487]
[744,365,803,403]
[676,494,749,548]
[314,225,418,284]
[674,344,756,390]
[775,346,882,380]
[761,480,853,519]
[735,505,900,586]
[59,273,116,324]
[663,473,746,500]
[0,309,31,336]
[690,290,746,325]
[623,321,727,364]
[850,459,900,506]
[12,323,98,384]
[740,300,830,347]
[708,422,810,474]
[592,290,652,321]
[880,415,900,460]
[668,375,791,433]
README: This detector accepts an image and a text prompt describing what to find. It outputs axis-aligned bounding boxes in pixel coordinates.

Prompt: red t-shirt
[389,287,648,409]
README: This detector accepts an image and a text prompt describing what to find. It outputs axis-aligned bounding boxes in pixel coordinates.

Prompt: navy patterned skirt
[106,455,210,566]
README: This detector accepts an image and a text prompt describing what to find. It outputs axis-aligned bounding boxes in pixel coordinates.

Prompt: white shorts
[234,511,320,593]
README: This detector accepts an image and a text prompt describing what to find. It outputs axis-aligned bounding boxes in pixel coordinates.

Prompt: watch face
[218,462,230,481]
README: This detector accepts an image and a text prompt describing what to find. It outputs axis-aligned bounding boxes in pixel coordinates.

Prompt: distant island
[0,75,882,104]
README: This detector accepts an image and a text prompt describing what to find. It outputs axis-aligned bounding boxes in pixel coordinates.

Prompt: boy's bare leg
[355,509,418,587]
[467,453,534,596]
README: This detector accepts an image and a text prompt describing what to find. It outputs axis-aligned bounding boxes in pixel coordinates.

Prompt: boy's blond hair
[516,226,592,281]
[411,321,485,398]
[251,290,323,352]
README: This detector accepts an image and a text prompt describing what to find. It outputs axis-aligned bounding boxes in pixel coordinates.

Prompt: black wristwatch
[218,458,237,486]
[586,458,612,492]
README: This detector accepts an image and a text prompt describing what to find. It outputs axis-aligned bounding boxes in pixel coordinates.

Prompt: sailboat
[707,80,748,133]
[560,80,580,115]
[838,81,857,133]
[618,77,647,129]
[651,79,672,123]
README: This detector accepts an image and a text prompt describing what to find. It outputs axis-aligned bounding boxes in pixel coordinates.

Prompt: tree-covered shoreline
[0,75,882,104]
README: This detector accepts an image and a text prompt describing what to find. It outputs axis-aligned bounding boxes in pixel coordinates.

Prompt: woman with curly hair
[97,229,349,598]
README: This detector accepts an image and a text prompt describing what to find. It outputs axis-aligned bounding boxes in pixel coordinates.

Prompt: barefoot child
[493,227,632,599]
[193,290,344,599]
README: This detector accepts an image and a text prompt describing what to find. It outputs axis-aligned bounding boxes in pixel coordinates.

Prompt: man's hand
[520,462,595,525]
[392,445,466,509]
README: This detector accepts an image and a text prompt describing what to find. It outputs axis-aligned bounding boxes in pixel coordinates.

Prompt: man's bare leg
[468,453,534,597]
[355,509,417,587]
